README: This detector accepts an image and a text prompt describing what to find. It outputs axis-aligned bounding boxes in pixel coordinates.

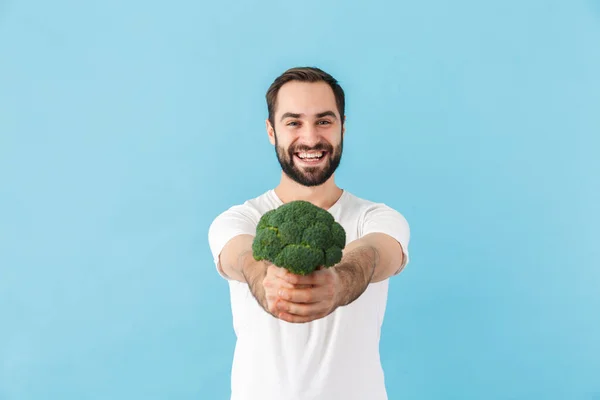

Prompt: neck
[274,172,343,210]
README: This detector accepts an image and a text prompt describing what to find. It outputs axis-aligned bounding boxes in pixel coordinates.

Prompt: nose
[297,124,321,147]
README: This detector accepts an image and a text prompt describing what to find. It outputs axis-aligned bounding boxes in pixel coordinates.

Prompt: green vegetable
[252,200,346,275]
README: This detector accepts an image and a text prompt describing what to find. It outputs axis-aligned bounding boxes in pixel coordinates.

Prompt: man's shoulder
[341,190,376,207]
[339,190,408,224]
[340,190,396,213]
[245,189,280,211]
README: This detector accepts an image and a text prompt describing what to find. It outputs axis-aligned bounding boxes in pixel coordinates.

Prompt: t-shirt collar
[270,189,346,213]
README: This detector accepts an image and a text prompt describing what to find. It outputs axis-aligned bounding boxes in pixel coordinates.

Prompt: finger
[264,275,295,290]
[271,269,315,289]
[283,273,313,285]
[269,264,291,279]
[279,286,330,304]
[277,299,329,317]
[294,283,313,289]
[278,311,327,324]
[284,270,330,286]
[310,269,335,286]
[276,277,296,289]
[269,297,280,315]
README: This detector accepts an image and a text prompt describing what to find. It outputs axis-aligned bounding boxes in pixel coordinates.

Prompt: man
[208,67,410,400]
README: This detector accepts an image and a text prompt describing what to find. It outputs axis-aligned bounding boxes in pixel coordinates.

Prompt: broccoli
[251,200,346,275]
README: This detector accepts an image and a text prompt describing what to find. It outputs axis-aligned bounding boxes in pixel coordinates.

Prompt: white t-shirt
[208,189,410,400]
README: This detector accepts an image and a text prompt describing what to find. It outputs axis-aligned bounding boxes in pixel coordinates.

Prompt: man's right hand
[263,263,305,317]
[243,259,297,318]
[216,234,310,319]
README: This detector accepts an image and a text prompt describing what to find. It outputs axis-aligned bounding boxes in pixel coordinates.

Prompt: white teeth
[298,151,323,159]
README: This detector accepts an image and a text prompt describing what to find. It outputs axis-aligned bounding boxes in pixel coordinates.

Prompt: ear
[342,115,346,138]
[266,119,276,145]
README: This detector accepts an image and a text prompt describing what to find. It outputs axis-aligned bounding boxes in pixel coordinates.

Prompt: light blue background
[1,0,599,399]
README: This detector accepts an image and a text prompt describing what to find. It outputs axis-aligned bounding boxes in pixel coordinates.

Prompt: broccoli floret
[252,200,346,275]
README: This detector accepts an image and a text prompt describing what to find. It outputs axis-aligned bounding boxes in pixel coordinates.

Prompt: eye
[317,120,331,125]
[287,121,300,126]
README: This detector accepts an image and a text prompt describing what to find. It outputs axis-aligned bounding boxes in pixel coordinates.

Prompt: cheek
[276,141,294,156]
[276,136,294,151]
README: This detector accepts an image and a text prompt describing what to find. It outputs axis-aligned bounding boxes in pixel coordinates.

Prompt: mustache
[290,143,333,153]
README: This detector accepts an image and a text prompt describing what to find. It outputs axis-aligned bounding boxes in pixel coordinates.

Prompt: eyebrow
[280,111,338,121]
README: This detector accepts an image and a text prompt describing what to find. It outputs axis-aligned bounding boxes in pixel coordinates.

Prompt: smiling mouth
[294,150,328,164]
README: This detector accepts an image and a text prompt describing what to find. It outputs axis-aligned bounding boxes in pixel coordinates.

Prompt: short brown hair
[266,66,345,127]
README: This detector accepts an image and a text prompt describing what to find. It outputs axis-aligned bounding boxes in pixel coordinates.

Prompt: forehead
[275,81,338,117]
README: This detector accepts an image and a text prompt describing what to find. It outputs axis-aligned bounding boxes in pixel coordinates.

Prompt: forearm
[236,248,265,298]
[334,244,378,307]
[334,233,405,307]
[219,234,263,282]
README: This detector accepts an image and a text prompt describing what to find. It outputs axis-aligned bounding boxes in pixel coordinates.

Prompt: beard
[274,129,343,187]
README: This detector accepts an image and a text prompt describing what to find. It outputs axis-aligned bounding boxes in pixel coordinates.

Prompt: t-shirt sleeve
[207,204,259,280]
[360,203,411,276]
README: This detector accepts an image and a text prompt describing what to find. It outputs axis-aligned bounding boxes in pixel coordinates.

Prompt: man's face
[267,81,345,187]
